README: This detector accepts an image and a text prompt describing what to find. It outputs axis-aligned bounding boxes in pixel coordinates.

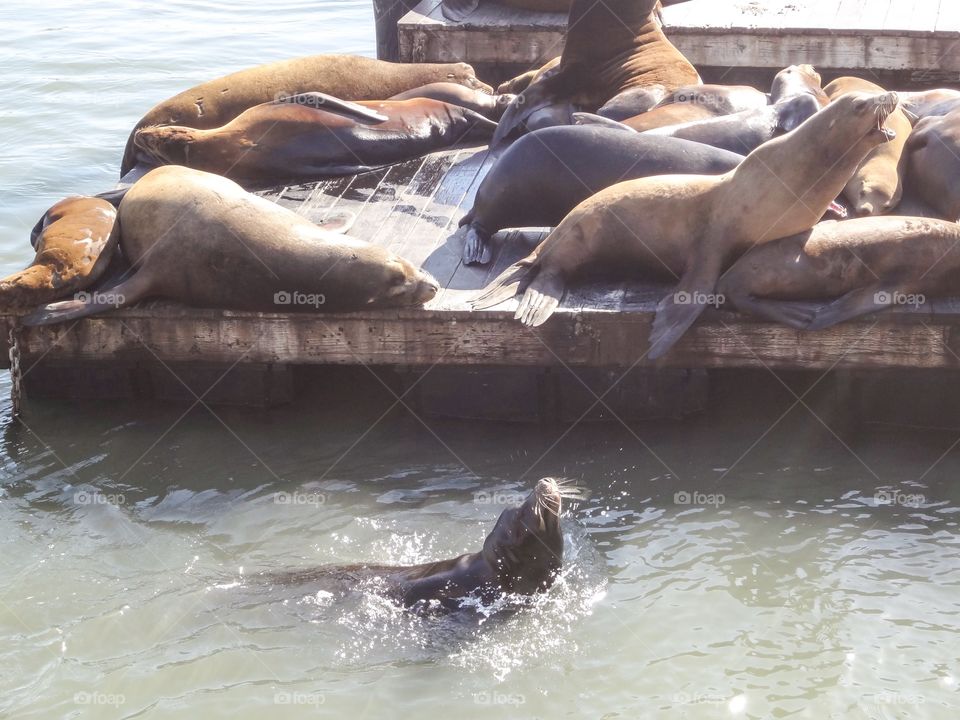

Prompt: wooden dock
[398,0,960,83]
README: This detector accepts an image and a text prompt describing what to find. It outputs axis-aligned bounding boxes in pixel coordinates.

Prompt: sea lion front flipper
[806,283,904,330]
[315,211,356,234]
[274,93,389,124]
[440,0,480,21]
[515,271,565,326]
[648,255,723,359]
[571,112,637,132]
[461,224,492,266]
[21,270,152,326]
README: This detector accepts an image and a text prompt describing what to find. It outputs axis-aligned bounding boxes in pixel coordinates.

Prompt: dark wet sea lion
[905,107,960,221]
[120,55,491,175]
[0,197,119,312]
[134,95,497,184]
[472,91,900,358]
[460,127,744,265]
[622,83,768,132]
[596,85,667,121]
[389,82,515,120]
[273,478,570,612]
[898,89,960,121]
[716,217,960,330]
[23,167,438,326]
[641,93,821,155]
[824,77,913,216]
[497,57,561,96]
[492,0,699,146]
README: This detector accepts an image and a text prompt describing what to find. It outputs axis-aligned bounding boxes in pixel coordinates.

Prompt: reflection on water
[1,0,959,718]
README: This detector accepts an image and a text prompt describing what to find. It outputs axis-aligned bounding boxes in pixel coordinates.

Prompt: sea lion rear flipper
[471,259,537,310]
[806,283,903,330]
[727,296,822,330]
[648,257,722,359]
[21,271,151,326]
[440,0,480,21]
[275,93,389,124]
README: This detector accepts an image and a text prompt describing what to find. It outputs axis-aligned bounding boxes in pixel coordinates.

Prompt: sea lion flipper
[21,271,151,326]
[729,296,822,329]
[471,260,536,310]
[806,284,901,330]
[571,113,637,132]
[462,224,491,265]
[440,0,480,22]
[648,259,722,359]
[275,93,389,124]
[515,271,564,326]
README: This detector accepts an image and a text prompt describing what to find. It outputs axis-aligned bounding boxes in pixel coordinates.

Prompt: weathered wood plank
[5,302,960,371]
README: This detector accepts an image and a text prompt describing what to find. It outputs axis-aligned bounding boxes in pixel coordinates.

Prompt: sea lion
[622,83,769,132]
[133,95,497,185]
[492,0,700,146]
[472,91,900,358]
[824,77,913,216]
[460,127,744,265]
[120,55,491,176]
[640,93,821,155]
[273,478,573,612]
[595,85,667,121]
[716,217,960,330]
[905,107,960,221]
[0,197,119,312]
[769,64,828,106]
[23,167,438,325]
[898,89,960,122]
[497,57,561,96]
[389,82,515,120]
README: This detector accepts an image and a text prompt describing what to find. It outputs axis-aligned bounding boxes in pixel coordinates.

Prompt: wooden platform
[398,0,960,81]
[5,145,960,384]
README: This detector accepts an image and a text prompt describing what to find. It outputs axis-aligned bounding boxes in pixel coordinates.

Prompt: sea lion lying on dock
[120,54,492,176]
[472,91,901,359]
[389,82,516,120]
[133,94,497,184]
[23,167,438,325]
[621,83,769,132]
[0,197,119,312]
[272,478,575,612]
[905,107,960,222]
[459,127,744,265]
[824,77,913,216]
[717,217,960,330]
[492,0,699,146]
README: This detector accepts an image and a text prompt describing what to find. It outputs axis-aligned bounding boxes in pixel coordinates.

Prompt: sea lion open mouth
[875,92,900,142]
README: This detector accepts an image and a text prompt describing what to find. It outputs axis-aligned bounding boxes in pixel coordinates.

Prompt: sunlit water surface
[1,2,959,719]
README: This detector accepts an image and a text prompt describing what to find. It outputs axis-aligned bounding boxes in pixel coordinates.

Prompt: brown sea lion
[905,107,960,221]
[23,167,438,325]
[497,57,560,96]
[492,0,700,146]
[272,478,574,612]
[133,95,497,185]
[120,55,491,176]
[460,127,744,265]
[769,64,828,106]
[898,89,960,122]
[472,91,900,358]
[0,197,119,312]
[622,84,768,132]
[389,82,515,120]
[716,217,960,330]
[824,77,913,216]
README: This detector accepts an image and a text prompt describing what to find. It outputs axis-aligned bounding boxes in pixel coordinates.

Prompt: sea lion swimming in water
[120,54,492,176]
[271,478,578,612]
[472,91,900,359]
[133,94,497,185]
[23,167,439,325]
